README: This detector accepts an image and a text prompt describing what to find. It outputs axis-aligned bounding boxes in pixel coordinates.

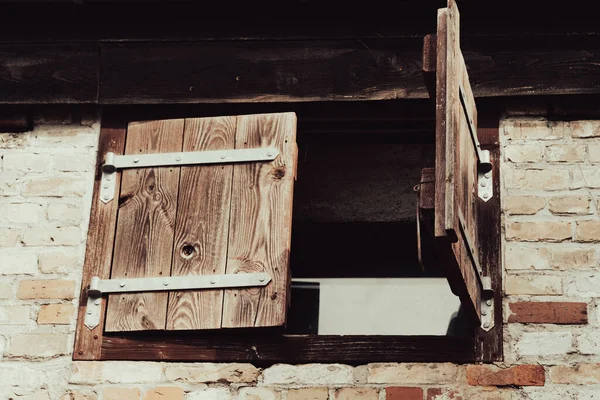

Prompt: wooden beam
[3,37,600,104]
[0,44,99,104]
[101,332,475,364]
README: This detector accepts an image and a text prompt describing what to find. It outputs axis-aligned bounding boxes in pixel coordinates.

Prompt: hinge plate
[84,273,271,329]
[480,276,495,331]
[100,147,280,203]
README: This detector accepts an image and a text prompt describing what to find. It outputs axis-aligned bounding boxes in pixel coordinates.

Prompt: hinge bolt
[87,310,92,315]
[480,181,487,188]
[267,153,272,157]
[210,279,216,284]
[175,156,181,162]
[133,158,139,163]
[163,281,169,286]
[103,195,110,201]
[486,299,492,306]
[120,282,126,287]
[220,154,226,160]
[481,310,488,316]
[259,277,265,282]
[483,193,489,199]
[103,185,108,190]
[483,322,490,329]
[485,172,491,178]
[106,175,112,181]
[94,299,100,306]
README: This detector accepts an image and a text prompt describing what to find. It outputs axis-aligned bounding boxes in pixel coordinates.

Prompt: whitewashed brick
[37,303,75,325]
[579,167,600,189]
[102,388,139,400]
[503,119,565,140]
[505,144,544,163]
[47,203,82,224]
[22,177,85,197]
[0,280,13,298]
[504,169,570,191]
[551,248,597,270]
[575,220,600,242]
[506,221,571,242]
[32,127,98,148]
[8,334,69,357]
[187,388,231,400]
[589,143,600,163]
[0,171,23,196]
[0,335,5,359]
[38,251,79,274]
[22,226,80,246]
[15,390,51,400]
[0,203,43,224]
[0,227,21,247]
[237,388,280,400]
[367,363,459,384]
[0,305,30,325]
[549,195,592,215]
[262,364,354,386]
[53,153,93,172]
[165,363,258,383]
[0,253,38,275]
[3,153,51,172]
[545,144,587,162]
[17,280,76,300]
[505,275,563,295]
[565,274,600,297]
[516,331,573,356]
[504,196,545,215]
[505,245,550,270]
[578,332,600,355]
[70,361,163,384]
[571,120,600,138]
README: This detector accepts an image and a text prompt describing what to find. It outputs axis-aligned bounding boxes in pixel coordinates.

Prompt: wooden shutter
[428,0,487,326]
[94,112,297,332]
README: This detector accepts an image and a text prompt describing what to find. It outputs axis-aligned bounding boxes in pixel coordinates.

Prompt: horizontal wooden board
[101,333,475,364]
[0,44,99,104]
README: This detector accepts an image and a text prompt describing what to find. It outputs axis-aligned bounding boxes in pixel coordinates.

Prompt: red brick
[467,365,545,387]
[386,387,423,400]
[508,302,588,324]
[427,388,462,400]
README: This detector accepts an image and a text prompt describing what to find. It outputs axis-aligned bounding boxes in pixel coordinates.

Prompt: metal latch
[100,147,280,203]
[84,273,271,329]
[459,86,493,202]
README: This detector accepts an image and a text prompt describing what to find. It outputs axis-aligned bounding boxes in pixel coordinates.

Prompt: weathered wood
[422,34,437,101]
[101,332,476,363]
[105,119,184,332]
[100,41,425,104]
[73,111,126,360]
[166,117,236,330]
[0,44,98,104]
[434,1,481,324]
[222,113,297,328]
[476,121,503,362]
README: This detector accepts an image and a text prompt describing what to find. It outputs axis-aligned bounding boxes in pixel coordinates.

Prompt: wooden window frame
[73,105,502,364]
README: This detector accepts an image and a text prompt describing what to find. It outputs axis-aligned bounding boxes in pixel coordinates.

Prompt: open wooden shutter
[420,0,494,329]
[97,113,297,332]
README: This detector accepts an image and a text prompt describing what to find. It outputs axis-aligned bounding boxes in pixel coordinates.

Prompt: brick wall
[1,110,599,399]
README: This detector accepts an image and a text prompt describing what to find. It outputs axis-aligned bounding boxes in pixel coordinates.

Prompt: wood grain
[222,113,297,328]
[166,117,236,330]
[101,332,475,364]
[0,43,98,104]
[433,0,481,324]
[73,112,127,359]
[105,119,184,332]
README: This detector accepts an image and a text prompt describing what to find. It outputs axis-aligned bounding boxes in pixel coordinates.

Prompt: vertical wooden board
[105,119,184,332]
[73,113,126,360]
[166,117,236,330]
[222,113,297,328]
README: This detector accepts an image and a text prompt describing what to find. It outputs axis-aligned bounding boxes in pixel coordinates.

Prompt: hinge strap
[458,85,493,202]
[84,273,271,330]
[100,147,279,203]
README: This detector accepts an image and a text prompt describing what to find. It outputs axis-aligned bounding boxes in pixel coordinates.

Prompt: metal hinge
[480,276,495,332]
[84,273,271,329]
[100,147,280,203]
[459,85,493,202]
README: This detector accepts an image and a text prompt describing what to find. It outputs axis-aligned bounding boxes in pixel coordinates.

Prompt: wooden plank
[222,113,297,328]
[101,333,475,363]
[422,34,437,102]
[0,43,98,104]
[100,41,425,104]
[104,119,184,332]
[434,0,481,324]
[166,117,236,330]
[476,121,503,362]
[73,111,126,360]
